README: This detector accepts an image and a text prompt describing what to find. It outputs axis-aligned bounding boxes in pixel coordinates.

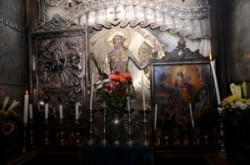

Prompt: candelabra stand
[88,110,95,145]
[75,119,80,145]
[59,119,65,146]
[127,109,133,146]
[142,109,150,146]
[218,111,227,159]
[44,119,49,145]
[23,123,27,153]
[30,119,34,145]
[102,106,108,145]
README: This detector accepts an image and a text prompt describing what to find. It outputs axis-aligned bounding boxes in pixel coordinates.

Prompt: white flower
[234,101,249,110]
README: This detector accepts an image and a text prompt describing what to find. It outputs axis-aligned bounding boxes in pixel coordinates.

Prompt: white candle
[142,75,146,111]
[29,104,33,119]
[59,104,63,119]
[45,103,49,119]
[154,104,158,130]
[90,73,95,111]
[32,55,36,71]
[189,103,195,128]
[209,54,221,105]
[23,90,29,123]
[33,88,37,104]
[127,97,130,111]
[75,102,79,120]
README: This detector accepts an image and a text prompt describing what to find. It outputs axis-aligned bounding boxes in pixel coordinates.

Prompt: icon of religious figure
[98,30,149,72]
[163,65,205,103]
[106,34,149,74]
[90,27,158,109]
[155,64,211,132]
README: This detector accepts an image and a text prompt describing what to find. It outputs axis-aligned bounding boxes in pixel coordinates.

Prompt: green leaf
[242,81,248,98]
[2,96,10,111]
[7,100,20,111]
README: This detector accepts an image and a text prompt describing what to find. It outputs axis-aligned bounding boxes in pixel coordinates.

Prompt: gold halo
[105,28,131,49]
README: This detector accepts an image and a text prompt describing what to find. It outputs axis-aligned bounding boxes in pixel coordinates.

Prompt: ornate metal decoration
[38,0,211,39]
[30,29,86,113]
[151,37,208,63]
[45,0,62,6]
[31,14,78,32]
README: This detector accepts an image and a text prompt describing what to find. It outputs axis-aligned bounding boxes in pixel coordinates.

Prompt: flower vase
[109,113,123,145]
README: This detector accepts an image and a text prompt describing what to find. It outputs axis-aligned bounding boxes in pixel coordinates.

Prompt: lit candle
[23,90,29,123]
[45,103,49,119]
[209,54,221,105]
[142,75,146,111]
[29,104,33,119]
[59,104,63,119]
[90,73,95,111]
[154,104,158,130]
[189,103,195,128]
[75,102,80,120]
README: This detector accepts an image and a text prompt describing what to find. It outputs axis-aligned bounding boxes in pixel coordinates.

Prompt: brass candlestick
[127,108,133,146]
[30,119,34,145]
[44,119,49,145]
[88,109,95,145]
[102,106,108,145]
[75,119,80,145]
[59,119,65,146]
[218,110,227,159]
[142,109,150,146]
[23,123,27,153]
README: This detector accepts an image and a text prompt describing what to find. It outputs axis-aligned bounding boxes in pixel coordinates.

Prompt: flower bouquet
[221,81,250,142]
[0,96,20,136]
[222,81,250,110]
[94,67,133,117]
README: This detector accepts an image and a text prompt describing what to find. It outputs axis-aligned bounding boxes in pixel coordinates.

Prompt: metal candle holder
[102,106,108,145]
[127,108,133,146]
[218,112,227,159]
[44,119,49,145]
[23,123,27,153]
[30,119,34,145]
[88,109,95,145]
[75,119,80,145]
[59,119,65,146]
[142,109,150,146]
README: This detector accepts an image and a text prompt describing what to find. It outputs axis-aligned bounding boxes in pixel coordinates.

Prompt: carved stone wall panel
[30,28,87,117]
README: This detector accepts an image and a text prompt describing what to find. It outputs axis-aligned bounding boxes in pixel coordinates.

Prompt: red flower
[94,67,133,116]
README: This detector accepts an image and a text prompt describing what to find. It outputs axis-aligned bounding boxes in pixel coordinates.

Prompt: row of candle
[44,103,81,120]
[23,91,81,123]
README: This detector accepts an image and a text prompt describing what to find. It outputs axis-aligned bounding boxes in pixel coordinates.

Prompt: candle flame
[25,90,28,95]
[209,53,212,61]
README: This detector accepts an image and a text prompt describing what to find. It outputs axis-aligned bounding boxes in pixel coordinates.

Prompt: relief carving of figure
[107,34,148,73]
